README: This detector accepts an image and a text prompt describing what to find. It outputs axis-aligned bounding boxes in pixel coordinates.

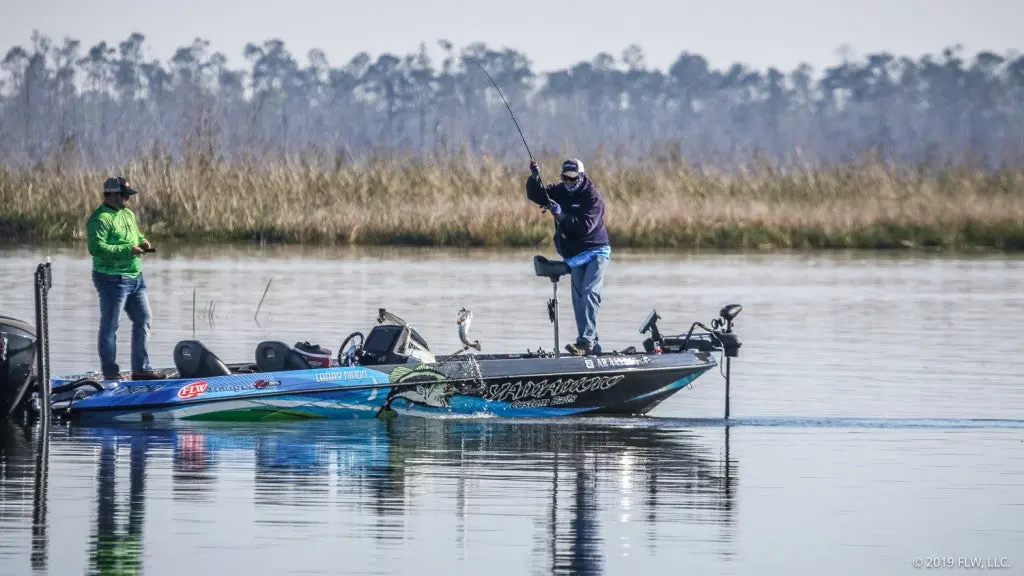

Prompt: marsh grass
[2,152,1023,251]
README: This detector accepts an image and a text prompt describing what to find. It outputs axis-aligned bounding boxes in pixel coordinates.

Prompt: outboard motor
[0,315,37,418]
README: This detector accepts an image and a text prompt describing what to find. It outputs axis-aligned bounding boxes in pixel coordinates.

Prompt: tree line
[2,31,1022,170]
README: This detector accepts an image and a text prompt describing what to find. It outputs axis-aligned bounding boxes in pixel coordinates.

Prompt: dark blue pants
[569,255,608,353]
[92,271,153,377]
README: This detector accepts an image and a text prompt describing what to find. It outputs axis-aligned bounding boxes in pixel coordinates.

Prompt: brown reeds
[1,152,1022,251]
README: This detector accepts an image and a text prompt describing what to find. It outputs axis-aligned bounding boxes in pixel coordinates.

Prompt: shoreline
[2,231,1021,253]
[2,156,1022,252]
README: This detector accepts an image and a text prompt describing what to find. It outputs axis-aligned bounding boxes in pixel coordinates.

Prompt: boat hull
[52,352,716,423]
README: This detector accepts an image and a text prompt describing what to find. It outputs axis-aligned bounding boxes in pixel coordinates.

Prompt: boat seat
[534,255,570,280]
[173,340,232,379]
[255,341,314,372]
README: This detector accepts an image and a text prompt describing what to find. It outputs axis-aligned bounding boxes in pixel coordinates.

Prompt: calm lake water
[1,243,1022,575]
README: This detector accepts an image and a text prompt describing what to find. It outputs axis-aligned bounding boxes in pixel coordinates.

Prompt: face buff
[561,158,585,192]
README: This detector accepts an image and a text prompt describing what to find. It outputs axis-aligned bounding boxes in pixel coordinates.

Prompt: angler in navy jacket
[525,158,611,356]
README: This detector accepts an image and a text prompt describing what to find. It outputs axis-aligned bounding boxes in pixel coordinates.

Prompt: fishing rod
[464,56,552,210]
[464,56,534,161]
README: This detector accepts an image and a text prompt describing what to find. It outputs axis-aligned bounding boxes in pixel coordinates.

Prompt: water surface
[0,244,1021,575]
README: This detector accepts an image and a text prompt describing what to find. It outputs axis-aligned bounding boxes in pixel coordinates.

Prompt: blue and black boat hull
[47,351,716,422]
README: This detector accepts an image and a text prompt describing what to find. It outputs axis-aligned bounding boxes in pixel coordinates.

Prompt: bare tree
[0,32,1020,170]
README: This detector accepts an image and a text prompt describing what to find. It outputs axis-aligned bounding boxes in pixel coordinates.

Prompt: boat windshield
[364,325,402,354]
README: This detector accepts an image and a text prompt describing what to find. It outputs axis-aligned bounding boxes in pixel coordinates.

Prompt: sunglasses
[561,174,579,182]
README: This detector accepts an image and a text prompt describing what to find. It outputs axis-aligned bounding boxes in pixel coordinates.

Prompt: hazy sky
[3,0,1023,74]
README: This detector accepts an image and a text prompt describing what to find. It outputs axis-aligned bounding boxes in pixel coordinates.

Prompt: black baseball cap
[103,176,138,196]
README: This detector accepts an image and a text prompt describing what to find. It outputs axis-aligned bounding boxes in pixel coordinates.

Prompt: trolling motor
[675,304,743,358]
[640,305,743,358]
[533,255,571,358]
[639,304,743,419]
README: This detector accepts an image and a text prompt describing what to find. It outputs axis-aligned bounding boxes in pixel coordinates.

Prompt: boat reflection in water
[1,418,737,575]
[0,422,51,570]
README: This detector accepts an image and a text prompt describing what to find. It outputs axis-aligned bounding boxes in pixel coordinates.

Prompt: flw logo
[177,381,208,400]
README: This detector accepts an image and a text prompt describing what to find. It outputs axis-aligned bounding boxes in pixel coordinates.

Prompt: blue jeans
[570,255,608,353]
[92,271,153,376]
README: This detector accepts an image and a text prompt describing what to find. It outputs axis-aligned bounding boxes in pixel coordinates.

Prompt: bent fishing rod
[464,57,554,212]
[464,56,534,161]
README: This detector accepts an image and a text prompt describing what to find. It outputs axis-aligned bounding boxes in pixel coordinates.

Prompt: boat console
[338,308,435,367]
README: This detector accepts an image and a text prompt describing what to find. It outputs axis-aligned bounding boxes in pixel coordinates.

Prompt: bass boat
[1,257,742,423]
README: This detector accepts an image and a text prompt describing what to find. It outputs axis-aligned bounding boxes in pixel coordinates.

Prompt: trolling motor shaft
[533,255,571,358]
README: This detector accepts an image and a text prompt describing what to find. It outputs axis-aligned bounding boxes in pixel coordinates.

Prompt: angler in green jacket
[87,176,165,381]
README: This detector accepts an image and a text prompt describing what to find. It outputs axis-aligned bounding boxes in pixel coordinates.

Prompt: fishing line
[465,56,554,212]
[464,56,534,161]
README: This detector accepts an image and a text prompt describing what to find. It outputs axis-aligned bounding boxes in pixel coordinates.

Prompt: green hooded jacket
[86,204,147,277]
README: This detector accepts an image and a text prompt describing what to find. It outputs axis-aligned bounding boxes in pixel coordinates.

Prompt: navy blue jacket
[526,173,610,259]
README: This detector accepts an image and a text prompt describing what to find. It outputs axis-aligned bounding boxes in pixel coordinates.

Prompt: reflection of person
[90,435,147,575]
[86,176,164,381]
[525,158,611,356]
